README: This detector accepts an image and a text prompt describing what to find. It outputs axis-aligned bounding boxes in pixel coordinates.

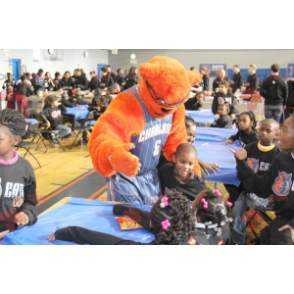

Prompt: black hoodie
[41,104,67,130]
[260,75,288,105]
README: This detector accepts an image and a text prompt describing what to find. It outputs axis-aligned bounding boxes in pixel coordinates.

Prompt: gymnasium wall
[2,49,109,78]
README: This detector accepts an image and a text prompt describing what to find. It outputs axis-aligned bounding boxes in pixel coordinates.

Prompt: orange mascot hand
[110,143,140,177]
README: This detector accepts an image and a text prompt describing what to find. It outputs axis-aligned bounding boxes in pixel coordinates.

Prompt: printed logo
[247,158,259,173]
[51,111,58,118]
[217,239,224,245]
[272,172,292,197]
[218,97,224,104]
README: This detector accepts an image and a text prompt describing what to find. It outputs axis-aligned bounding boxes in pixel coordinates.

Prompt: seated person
[41,95,72,140]
[89,96,108,120]
[72,89,89,105]
[212,81,239,120]
[61,92,78,108]
[158,143,208,203]
[73,69,89,90]
[185,91,204,110]
[0,109,38,240]
[231,119,280,245]
[103,86,114,104]
[231,114,294,245]
[211,104,232,128]
[192,189,233,245]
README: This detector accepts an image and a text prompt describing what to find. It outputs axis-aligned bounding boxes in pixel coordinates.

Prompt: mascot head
[137,56,202,118]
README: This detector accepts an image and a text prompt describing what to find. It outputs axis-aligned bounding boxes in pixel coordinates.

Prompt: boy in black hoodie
[260,64,288,123]
[211,104,232,128]
[231,114,294,245]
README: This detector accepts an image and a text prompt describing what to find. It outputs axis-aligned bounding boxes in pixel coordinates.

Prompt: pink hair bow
[161,219,171,230]
[160,196,169,208]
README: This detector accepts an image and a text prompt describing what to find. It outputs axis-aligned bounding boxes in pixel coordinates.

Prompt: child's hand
[97,106,101,111]
[14,212,29,226]
[47,233,56,242]
[46,121,50,128]
[0,230,9,240]
[279,225,294,242]
[200,162,220,175]
[230,114,236,119]
[223,139,233,145]
[230,148,247,161]
[214,114,220,119]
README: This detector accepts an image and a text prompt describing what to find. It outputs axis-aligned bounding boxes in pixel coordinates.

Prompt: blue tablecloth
[25,118,38,124]
[0,198,154,245]
[195,127,241,186]
[65,106,89,120]
[186,109,216,124]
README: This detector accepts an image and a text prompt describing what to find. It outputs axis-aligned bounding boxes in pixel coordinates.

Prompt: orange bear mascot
[89,56,202,205]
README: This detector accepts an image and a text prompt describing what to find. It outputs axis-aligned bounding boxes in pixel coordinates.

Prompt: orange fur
[89,56,202,178]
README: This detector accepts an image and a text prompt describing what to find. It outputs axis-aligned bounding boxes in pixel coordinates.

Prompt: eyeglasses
[145,80,190,108]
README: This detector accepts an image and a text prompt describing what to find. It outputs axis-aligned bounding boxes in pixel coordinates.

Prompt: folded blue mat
[0,198,155,245]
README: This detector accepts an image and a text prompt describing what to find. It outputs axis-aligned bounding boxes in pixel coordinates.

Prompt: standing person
[125,67,138,90]
[44,72,55,92]
[116,68,126,92]
[88,71,99,92]
[231,65,243,96]
[2,73,16,90]
[33,69,45,93]
[260,64,288,123]
[100,67,114,89]
[242,64,259,93]
[212,69,229,92]
[285,73,294,119]
[73,69,89,90]
[59,71,75,95]
[106,65,116,82]
[200,66,210,92]
[16,75,33,118]
[124,69,129,79]
[0,109,38,236]
[53,72,61,90]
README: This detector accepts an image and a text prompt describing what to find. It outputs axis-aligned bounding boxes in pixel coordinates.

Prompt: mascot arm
[162,104,202,177]
[89,92,145,177]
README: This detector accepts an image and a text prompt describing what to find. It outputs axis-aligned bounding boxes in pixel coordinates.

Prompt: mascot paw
[110,143,140,177]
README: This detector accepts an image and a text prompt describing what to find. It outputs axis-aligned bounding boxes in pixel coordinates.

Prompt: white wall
[109,49,294,71]
[6,49,109,78]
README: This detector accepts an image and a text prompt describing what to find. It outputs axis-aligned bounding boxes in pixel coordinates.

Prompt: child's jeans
[232,191,269,244]
[55,125,72,138]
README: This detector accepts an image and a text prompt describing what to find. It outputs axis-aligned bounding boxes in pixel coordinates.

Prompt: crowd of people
[0,61,294,245]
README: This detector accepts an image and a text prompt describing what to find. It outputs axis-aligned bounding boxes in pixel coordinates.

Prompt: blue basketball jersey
[124,86,174,175]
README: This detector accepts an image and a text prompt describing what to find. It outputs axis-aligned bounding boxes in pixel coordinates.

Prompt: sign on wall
[199,64,227,78]
[288,64,294,78]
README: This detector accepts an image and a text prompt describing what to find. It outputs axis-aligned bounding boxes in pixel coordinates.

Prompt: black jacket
[231,72,243,93]
[184,97,202,110]
[286,78,294,108]
[44,78,55,92]
[212,92,239,116]
[246,74,260,90]
[212,77,229,92]
[17,83,33,96]
[61,98,77,108]
[73,75,89,90]
[125,78,138,90]
[213,115,232,128]
[59,78,75,89]
[100,74,114,89]
[260,75,288,105]
[89,76,100,91]
[41,104,67,130]
[236,150,294,228]
[116,74,126,91]
[229,130,259,148]
[2,79,16,90]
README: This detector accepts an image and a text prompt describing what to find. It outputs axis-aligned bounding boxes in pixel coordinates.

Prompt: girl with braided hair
[47,190,209,245]
[192,189,233,245]
[0,109,37,241]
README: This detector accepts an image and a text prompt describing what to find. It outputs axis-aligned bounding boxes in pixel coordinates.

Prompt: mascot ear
[187,70,203,86]
[139,62,161,80]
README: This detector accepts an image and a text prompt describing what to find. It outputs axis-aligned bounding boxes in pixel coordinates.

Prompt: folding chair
[27,109,39,118]
[15,123,42,168]
[69,110,96,150]
[31,113,66,153]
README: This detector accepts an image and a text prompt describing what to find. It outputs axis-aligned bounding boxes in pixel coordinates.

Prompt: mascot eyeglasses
[145,80,190,109]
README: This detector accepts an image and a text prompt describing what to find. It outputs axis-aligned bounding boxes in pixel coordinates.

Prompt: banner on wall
[199,64,227,78]
[288,64,294,78]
